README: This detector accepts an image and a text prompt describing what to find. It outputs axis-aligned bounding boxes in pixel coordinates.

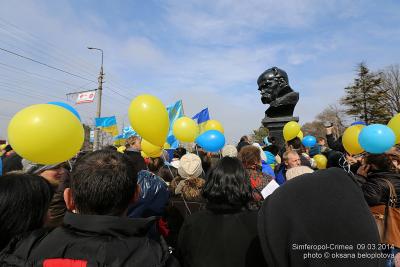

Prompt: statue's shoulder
[270,91,299,107]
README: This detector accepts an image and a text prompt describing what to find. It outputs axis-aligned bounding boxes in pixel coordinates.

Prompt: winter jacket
[177,208,267,267]
[361,171,400,208]
[258,168,382,267]
[0,212,179,267]
[274,164,287,185]
[165,195,206,249]
[326,134,345,153]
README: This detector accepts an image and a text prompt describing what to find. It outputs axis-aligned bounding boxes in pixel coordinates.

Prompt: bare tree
[316,104,349,136]
[380,64,400,116]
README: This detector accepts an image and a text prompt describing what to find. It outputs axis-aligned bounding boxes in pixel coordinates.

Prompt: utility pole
[88,47,104,151]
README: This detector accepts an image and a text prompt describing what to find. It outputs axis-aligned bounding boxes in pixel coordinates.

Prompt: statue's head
[257,67,291,104]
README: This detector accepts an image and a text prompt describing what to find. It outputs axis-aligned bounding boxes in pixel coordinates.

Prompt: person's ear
[64,188,76,213]
[130,184,141,204]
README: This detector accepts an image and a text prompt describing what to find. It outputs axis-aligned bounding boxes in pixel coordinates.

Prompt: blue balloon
[351,121,366,126]
[358,124,395,154]
[302,135,316,147]
[48,101,81,121]
[195,130,225,152]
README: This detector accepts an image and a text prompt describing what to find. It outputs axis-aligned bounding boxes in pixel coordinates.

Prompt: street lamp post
[88,47,104,151]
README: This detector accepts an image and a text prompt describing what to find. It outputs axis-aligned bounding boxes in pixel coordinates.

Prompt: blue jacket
[274,164,287,185]
[262,161,275,178]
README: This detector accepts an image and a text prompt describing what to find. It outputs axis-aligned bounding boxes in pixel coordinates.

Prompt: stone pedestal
[262,116,299,149]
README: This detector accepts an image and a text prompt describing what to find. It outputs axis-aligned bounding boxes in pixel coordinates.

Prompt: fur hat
[286,166,314,180]
[222,145,238,157]
[22,159,62,175]
[178,153,203,179]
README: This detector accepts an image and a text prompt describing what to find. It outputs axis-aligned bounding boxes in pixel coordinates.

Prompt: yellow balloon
[117,146,126,153]
[173,117,199,142]
[388,113,400,144]
[204,119,224,133]
[141,151,149,158]
[163,143,171,149]
[141,139,162,158]
[297,130,304,140]
[342,125,364,155]
[313,154,327,169]
[283,121,301,141]
[128,94,169,147]
[8,104,84,164]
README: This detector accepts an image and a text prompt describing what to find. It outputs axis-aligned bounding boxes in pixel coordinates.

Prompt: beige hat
[286,166,314,180]
[221,145,238,157]
[178,153,203,179]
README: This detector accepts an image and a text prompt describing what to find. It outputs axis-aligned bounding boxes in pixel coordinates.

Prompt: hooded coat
[258,168,383,267]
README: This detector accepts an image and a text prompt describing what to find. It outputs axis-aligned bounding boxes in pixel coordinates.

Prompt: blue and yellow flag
[95,116,118,136]
[192,108,210,133]
[166,100,184,148]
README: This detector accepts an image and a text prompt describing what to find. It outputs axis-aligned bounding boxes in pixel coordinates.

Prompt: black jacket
[362,171,400,208]
[326,134,345,153]
[258,168,383,267]
[124,150,147,171]
[177,209,267,267]
[165,196,206,248]
[0,212,179,267]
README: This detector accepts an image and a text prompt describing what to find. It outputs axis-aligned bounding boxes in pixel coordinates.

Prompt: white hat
[286,166,314,180]
[178,153,203,179]
[222,145,238,157]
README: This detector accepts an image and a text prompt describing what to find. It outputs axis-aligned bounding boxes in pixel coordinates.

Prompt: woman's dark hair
[71,150,138,216]
[0,173,53,250]
[366,153,395,172]
[173,147,187,159]
[148,157,164,172]
[158,165,177,183]
[202,157,252,211]
[238,145,261,169]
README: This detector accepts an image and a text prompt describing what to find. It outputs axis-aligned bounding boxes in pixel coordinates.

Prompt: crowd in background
[0,123,400,267]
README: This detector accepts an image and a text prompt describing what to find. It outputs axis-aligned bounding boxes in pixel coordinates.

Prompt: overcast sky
[0,0,399,143]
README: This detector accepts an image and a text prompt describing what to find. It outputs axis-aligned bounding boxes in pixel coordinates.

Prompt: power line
[0,62,90,89]
[0,18,136,101]
[0,46,97,83]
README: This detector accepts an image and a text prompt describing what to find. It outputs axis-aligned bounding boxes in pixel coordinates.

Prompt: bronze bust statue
[257,67,299,118]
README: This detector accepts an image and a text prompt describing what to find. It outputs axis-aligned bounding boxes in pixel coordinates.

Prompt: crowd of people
[0,123,400,266]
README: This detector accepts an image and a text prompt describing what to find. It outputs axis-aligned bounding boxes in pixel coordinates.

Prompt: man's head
[64,150,139,216]
[257,67,291,104]
[283,150,301,169]
[126,136,142,151]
